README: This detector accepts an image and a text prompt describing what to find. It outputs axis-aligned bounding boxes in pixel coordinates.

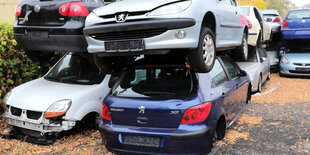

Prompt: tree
[265,0,297,18]
[238,0,268,10]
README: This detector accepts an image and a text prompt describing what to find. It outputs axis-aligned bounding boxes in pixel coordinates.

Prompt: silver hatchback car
[83,0,249,73]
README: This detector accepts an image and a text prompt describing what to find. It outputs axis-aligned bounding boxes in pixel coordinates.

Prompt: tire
[234,33,248,61]
[267,71,271,80]
[25,51,54,62]
[189,27,216,73]
[246,85,252,104]
[257,75,262,93]
[215,117,226,140]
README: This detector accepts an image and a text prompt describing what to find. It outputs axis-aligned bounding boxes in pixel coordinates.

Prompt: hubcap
[202,34,215,66]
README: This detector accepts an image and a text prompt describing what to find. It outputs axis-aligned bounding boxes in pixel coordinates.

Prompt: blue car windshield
[44,53,105,85]
[111,67,195,98]
[287,10,310,19]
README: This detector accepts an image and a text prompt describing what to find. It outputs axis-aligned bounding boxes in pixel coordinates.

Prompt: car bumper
[4,105,76,134]
[84,18,200,55]
[282,29,310,39]
[14,23,87,52]
[248,32,258,47]
[280,63,310,76]
[99,122,213,155]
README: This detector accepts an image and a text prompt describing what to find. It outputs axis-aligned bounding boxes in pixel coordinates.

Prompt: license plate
[295,30,310,35]
[6,118,43,130]
[296,68,310,71]
[25,31,49,39]
[123,134,160,148]
[104,40,144,52]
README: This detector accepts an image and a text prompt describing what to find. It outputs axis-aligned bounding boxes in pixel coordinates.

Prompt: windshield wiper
[44,76,61,82]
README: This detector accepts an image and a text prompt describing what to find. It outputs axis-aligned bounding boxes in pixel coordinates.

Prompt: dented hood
[93,0,183,16]
[7,78,96,112]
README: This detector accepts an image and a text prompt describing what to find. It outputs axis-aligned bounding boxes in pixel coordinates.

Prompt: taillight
[15,4,22,16]
[180,102,212,125]
[247,19,253,29]
[59,2,89,16]
[273,17,281,23]
[101,102,111,121]
[283,20,289,27]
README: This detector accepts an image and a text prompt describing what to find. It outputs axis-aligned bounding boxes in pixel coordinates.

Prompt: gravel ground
[0,74,309,154]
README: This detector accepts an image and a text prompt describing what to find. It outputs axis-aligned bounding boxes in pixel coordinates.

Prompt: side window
[221,57,239,79]
[220,0,232,5]
[209,59,229,86]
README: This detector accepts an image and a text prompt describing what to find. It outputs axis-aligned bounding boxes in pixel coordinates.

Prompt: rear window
[287,10,310,19]
[111,67,195,98]
[240,7,250,16]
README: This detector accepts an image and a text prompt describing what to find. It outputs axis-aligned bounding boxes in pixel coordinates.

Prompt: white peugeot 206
[2,52,111,144]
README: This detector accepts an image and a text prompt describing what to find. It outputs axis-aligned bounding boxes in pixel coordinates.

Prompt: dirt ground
[0,74,309,154]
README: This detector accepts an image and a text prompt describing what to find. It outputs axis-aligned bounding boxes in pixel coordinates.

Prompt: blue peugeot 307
[99,56,251,154]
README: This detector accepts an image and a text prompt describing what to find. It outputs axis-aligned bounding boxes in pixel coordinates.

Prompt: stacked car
[4,0,292,154]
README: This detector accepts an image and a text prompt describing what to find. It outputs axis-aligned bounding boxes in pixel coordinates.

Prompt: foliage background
[0,23,59,111]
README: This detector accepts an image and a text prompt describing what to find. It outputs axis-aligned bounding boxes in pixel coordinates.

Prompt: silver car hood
[236,62,258,72]
[94,0,182,15]
[7,78,97,112]
[285,53,310,63]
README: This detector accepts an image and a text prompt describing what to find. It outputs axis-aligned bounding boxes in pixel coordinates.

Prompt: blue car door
[219,57,248,126]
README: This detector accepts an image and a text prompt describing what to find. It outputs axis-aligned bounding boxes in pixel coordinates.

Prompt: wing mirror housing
[239,70,247,77]
[261,57,266,62]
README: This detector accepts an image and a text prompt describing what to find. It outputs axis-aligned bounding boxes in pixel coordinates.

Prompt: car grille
[10,106,43,120]
[293,63,310,66]
[289,70,310,74]
[100,11,149,19]
[27,110,43,120]
[11,106,22,116]
[91,29,167,41]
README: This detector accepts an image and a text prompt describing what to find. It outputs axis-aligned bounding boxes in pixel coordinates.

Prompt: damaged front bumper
[4,105,76,135]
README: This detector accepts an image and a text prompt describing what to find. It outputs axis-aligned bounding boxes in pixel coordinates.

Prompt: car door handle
[235,11,238,14]
[222,92,227,98]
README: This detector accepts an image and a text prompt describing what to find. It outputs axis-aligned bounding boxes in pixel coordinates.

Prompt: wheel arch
[201,12,216,36]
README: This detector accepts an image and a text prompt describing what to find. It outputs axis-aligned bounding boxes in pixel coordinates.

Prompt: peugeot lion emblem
[34,5,40,13]
[115,13,128,23]
[139,106,145,114]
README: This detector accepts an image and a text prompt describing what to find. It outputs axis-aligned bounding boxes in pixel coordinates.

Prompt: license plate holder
[25,31,49,39]
[296,68,310,71]
[123,134,160,148]
[104,39,145,52]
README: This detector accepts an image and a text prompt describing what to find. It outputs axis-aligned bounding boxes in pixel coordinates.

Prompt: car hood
[7,78,97,112]
[93,0,182,16]
[285,53,310,63]
[236,62,259,72]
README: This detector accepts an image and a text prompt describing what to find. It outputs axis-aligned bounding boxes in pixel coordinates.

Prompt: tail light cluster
[101,102,112,121]
[247,19,253,29]
[59,2,89,16]
[282,20,289,27]
[273,17,281,23]
[15,4,22,16]
[180,102,212,125]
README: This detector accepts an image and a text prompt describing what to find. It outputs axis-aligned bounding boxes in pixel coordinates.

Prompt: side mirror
[261,57,266,62]
[279,50,284,57]
[108,74,120,88]
[239,70,247,77]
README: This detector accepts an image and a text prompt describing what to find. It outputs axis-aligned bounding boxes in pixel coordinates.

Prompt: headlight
[148,1,191,16]
[281,56,290,64]
[2,90,12,110]
[86,12,101,23]
[44,100,72,118]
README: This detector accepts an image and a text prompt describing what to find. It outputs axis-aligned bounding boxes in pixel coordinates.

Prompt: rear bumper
[281,29,310,39]
[99,122,213,155]
[14,34,87,52]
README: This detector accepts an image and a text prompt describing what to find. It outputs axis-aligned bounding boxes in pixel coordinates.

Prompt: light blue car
[280,47,310,77]
[83,0,249,73]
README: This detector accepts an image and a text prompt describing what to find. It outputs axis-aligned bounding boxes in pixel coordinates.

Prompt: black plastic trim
[170,127,211,141]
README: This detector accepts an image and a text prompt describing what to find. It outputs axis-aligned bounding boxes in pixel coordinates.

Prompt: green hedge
[0,23,59,107]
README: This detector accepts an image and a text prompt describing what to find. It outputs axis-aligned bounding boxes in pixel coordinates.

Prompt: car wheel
[234,33,248,61]
[267,71,271,80]
[215,117,226,140]
[25,51,54,62]
[189,27,216,73]
[257,75,262,93]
